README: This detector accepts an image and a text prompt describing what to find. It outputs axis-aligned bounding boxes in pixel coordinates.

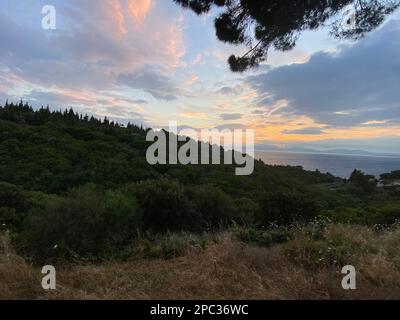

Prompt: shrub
[0,207,18,228]
[188,185,236,229]
[130,179,204,233]
[347,170,377,195]
[233,198,258,225]
[234,226,291,247]
[14,184,139,261]
[322,202,400,227]
[0,182,30,212]
[285,224,374,267]
[256,191,317,226]
[373,204,400,226]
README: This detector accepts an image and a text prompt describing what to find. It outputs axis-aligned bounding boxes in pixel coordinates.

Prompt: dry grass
[0,232,43,299]
[1,225,400,300]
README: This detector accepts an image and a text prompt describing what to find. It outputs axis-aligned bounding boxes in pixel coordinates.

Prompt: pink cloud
[103,0,184,70]
[104,0,154,36]
[0,0,186,94]
[127,0,154,27]
[107,0,128,36]
[58,88,98,106]
[68,0,185,73]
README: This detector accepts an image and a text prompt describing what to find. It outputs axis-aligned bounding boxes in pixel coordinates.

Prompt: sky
[1,0,400,154]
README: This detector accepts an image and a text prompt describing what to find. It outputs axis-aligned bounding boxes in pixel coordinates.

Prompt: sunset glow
[1,0,399,154]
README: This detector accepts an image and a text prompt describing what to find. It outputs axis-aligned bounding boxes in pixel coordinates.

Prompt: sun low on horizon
[1,0,400,154]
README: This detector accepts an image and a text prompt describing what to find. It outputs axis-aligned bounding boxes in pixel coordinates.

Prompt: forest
[0,101,400,263]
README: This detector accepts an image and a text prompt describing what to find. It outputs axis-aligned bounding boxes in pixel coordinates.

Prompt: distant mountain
[255,145,400,158]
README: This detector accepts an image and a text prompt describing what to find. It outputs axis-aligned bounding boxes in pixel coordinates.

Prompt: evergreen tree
[174,0,399,71]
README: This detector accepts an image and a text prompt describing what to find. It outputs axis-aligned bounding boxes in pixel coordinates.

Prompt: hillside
[0,101,336,194]
[0,101,399,265]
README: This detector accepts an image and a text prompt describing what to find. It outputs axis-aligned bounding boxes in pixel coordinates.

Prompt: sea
[255,151,400,179]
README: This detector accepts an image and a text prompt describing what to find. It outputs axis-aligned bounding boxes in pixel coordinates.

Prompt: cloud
[247,20,400,127]
[361,120,391,126]
[282,127,325,135]
[106,0,128,36]
[182,74,200,87]
[219,113,243,121]
[252,109,266,115]
[266,136,400,155]
[0,1,185,96]
[214,124,247,130]
[20,87,149,125]
[131,99,148,105]
[26,89,96,108]
[118,67,179,100]
[127,0,154,27]
[180,112,208,120]
[215,85,243,96]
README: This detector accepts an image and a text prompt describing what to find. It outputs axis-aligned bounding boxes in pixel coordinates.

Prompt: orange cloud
[180,111,209,120]
[127,0,154,27]
[59,89,98,106]
[105,0,154,36]
[245,112,400,144]
[85,0,185,73]
[182,74,199,87]
[159,16,186,70]
[106,0,127,36]
[253,121,400,144]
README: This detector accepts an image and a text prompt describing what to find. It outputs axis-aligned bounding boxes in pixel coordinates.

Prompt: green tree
[16,184,139,260]
[256,191,317,226]
[347,169,377,195]
[131,179,204,232]
[174,0,399,71]
[189,185,236,228]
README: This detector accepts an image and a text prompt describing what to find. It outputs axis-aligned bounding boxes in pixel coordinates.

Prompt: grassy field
[1,223,400,300]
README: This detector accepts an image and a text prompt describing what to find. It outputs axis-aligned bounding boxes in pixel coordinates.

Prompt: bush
[233,198,258,225]
[285,224,374,267]
[234,226,291,247]
[256,191,317,226]
[373,204,400,226]
[188,185,236,229]
[347,170,377,195]
[0,182,30,212]
[15,184,139,261]
[0,182,35,231]
[130,179,204,233]
[0,207,18,228]
[322,202,400,227]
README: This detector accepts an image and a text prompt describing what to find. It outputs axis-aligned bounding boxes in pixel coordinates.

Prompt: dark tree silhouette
[174,0,400,72]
